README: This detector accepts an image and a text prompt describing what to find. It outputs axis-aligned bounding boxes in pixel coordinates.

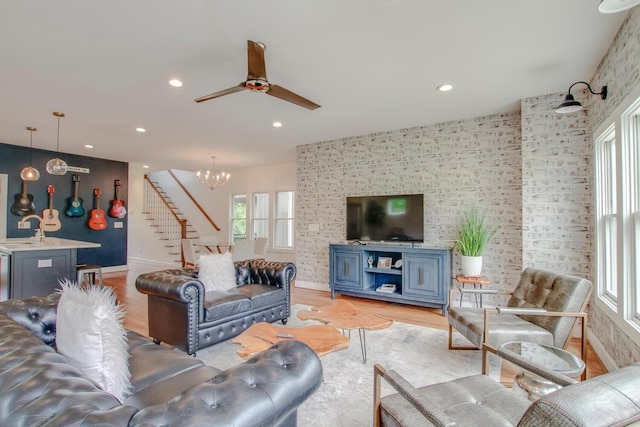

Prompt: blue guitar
[65,174,85,218]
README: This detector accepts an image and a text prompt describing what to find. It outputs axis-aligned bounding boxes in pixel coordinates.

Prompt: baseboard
[128,257,180,268]
[101,265,128,273]
[295,280,330,291]
[587,327,619,372]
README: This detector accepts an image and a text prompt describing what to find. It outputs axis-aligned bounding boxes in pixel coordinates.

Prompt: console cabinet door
[331,249,362,290]
[403,254,442,301]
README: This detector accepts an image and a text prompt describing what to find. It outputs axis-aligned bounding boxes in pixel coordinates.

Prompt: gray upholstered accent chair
[373,351,640,427]
[448,267,593,379]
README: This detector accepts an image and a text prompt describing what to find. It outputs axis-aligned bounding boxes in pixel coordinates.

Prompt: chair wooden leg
[448,323,480,350]
[482,344,497,376]
[373,364,384,427]
[581,315,588,381]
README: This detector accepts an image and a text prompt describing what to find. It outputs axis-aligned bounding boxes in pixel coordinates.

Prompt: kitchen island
[0,238,101,300]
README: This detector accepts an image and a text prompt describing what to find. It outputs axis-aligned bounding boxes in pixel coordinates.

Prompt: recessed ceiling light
[436,83,453,92]
[136,127,146,133]
[143,165,149,169]
[84,144,93,149]
[273,121,282,128]
[169,79,183,87]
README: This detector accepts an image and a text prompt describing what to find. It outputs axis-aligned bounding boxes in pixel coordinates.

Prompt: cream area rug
[195,304,500,427]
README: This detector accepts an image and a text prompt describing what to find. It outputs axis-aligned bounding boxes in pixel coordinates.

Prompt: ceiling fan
[194,40,321,110]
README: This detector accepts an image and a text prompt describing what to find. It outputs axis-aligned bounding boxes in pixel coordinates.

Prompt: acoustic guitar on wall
[109,179,127,218]
[88,188,107,230]
[65,174,84,218]
[11,179,36,217]
[42,185,61,232]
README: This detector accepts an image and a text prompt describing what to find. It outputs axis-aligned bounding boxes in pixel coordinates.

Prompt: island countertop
[0,238,101,253]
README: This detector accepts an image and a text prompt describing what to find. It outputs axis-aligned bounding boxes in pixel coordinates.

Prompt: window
[594,87,640,341]
[252,193,269,239]
[595,126,617,304]
[274,191,294,248]
[231,194,247,243]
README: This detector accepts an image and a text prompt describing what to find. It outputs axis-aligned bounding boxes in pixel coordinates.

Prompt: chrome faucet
[19,215,46,242]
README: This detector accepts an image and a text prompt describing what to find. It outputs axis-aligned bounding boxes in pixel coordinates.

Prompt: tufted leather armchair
[448,267,593,378]
[374,356,640,426]
[136,259,296,355]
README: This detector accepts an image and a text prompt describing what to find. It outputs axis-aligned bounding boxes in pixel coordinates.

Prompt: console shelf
[329,244,451,316]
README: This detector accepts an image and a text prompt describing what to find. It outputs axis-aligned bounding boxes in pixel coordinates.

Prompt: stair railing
[168,169,221,232]
[143,175,187,259]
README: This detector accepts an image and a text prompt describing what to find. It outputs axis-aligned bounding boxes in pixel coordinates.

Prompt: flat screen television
[346,194,424,243]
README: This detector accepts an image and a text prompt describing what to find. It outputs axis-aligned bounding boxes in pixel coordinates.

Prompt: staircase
[143,175,197,264]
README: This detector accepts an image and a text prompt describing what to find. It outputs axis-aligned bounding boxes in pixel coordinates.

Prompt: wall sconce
[555,81,608,114]
[20,127,40,181]
[598,0,640,13]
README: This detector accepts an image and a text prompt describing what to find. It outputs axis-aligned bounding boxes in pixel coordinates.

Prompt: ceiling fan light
[598,0,640,13]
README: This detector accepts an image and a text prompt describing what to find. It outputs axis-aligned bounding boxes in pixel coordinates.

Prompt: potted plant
[454,207,497,276]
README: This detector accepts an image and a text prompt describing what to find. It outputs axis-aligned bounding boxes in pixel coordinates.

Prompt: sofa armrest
[129,340,322,426]
[235,259,297,288]
[374,364,450,427]
[0,293,61,346]
[135,269,205,304]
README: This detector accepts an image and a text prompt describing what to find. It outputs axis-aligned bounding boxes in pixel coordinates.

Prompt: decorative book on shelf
[376,284,397,293]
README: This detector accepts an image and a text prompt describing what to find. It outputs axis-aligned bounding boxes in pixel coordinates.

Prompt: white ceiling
[0,1,628,173]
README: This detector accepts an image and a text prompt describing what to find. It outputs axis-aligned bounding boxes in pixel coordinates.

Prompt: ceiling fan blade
[247,40,267,80]
[267,85,321,110]
[194,83,246,103]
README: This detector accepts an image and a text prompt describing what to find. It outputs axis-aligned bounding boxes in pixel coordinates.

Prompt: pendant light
[46,111,68,175]
[19,127,40,181]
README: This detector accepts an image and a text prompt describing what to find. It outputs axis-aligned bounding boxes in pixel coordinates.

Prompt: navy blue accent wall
[1,142,128,267]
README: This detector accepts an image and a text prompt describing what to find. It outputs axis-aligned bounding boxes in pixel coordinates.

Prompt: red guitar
[88,188,107,230]
[109,179,127,218]
[42,185,61,232]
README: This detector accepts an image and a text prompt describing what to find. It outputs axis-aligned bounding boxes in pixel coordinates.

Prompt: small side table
[455,274,490,307]
[499,341,585,401]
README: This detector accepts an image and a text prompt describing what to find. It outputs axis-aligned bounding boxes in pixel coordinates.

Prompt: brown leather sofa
[135,259,295,355]
[0,293,322,426]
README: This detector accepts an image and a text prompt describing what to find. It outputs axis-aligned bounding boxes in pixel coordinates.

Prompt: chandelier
[196,156,230,190]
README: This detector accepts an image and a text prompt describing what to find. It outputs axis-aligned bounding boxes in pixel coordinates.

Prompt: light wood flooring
[103,271,607,383]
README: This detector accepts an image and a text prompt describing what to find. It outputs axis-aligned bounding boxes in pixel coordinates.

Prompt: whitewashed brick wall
[521,92,592,276]
[296,113,523,298]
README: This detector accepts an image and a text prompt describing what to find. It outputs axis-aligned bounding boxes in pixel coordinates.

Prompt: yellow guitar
[42,185,61,232]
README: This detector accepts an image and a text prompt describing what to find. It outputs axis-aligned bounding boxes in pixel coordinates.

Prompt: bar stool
[77,264,104,287]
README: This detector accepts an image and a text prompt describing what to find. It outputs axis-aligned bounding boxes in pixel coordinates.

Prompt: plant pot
[461,255,482,276]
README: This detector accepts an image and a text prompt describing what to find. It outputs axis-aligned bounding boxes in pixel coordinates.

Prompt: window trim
[593,82,640,345]
[274,190,295,249]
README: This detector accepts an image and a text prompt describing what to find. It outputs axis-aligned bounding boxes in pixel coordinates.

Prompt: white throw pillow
[56,279,131,402]
[198,252,237,292]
